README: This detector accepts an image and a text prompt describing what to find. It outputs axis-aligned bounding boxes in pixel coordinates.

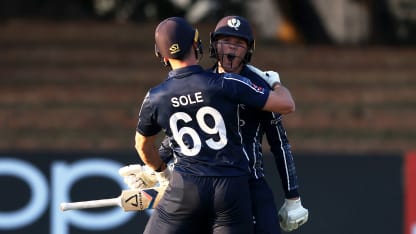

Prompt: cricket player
[208,16,308,233]
[132,17,295,234]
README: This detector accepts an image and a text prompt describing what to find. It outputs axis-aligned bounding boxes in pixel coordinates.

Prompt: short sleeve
[222,73,270,109]
[136,92,161,136]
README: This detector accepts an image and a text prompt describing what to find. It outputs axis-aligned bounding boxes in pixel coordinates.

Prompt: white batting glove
[246,64,281,87]
[278,198,309,232]
[118,164,158,189]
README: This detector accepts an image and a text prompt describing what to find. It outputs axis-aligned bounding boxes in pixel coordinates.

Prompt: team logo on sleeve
[270,114,282,125]
[270,119,279,125]
[250,83,265,92]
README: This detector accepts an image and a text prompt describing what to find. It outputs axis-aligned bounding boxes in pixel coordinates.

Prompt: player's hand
[246,64,281,87]
[118,164,158,189]
[278,198,309,232]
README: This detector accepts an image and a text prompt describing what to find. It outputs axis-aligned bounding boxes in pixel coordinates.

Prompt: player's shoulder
[146,82,165,96]
[221,72,251,84]
[144,79,175,104]
[241,65,269,87]
[221,72,268,96]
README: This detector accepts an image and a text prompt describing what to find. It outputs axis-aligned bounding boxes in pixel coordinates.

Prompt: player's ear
[163,58,170,67]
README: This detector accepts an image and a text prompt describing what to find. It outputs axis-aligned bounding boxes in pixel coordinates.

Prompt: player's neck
[169,57,198,70]
[217,64,243,74]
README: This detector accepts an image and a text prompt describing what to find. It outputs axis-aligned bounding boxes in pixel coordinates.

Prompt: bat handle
[60,197,121,211]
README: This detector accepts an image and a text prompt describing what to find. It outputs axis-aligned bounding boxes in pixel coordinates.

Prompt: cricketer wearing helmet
[208,16,309,233]
[132,17,295,234]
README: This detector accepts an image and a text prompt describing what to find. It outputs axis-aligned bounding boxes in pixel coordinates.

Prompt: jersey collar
[168,65,204,79]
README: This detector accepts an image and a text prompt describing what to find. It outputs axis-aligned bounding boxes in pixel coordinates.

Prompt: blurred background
[0,0,415,234]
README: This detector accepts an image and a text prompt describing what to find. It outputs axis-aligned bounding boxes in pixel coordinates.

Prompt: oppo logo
[0,158,140,234]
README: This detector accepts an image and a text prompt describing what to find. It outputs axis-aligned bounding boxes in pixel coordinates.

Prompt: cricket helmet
[209,15,255,63]
[154,17,202,65]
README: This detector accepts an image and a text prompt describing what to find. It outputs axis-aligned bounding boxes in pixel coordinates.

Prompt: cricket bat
[60,186,165,212]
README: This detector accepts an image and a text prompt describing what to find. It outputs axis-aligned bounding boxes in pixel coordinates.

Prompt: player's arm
[134,131,171,187]
[119,136,174,190]
[262,115,308,232]
[263,104,308,233]
[134,91,171,186]
[263,83,295,114]
[246,64,295,115]
[117,132,167,190]
[134,92,166,172]
[135,132,166,172]
[262,113,300,199]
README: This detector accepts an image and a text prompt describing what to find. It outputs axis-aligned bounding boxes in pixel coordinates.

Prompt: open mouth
[226,54,236,61]
[223,54,236,66]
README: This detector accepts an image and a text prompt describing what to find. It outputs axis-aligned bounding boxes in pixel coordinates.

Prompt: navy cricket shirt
[137,65,270,177]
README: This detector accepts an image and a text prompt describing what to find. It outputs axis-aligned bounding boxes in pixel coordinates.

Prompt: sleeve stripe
[273,112,293,191]
[223,76,266,94]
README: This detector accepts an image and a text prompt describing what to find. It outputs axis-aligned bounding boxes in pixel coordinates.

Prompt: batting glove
[118,164,158,189]
[246,64,281,87]
[278,198,309,232]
